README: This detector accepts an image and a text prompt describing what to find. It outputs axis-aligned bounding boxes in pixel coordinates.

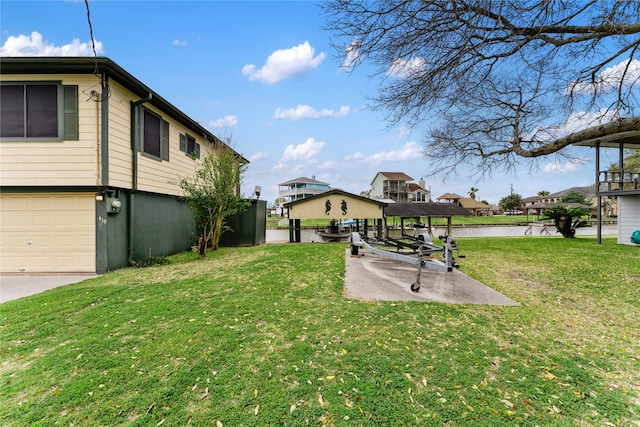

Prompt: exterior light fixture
[95,193,104,202]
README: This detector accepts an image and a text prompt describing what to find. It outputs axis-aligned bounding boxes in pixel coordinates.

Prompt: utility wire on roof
[84,0,99,77]
[83,0,111,101]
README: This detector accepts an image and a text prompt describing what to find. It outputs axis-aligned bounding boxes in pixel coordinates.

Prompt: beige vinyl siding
[618,195,640,245]
[287,194,384,220]
[370,175,383,199]
[136,127,217,196]
[135,111,221,196]
[136,119,213,195]
[0,193,95,273]
[106,82,219,195]
[105,82,134,189]
[0,75,101,187]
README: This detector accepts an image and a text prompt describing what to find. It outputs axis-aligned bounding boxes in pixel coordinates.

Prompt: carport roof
[384,202,472,218]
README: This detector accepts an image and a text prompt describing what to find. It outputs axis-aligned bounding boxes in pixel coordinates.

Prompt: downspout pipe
[131,93,153,192]
[101,75,110,187]
[128,93,153,265]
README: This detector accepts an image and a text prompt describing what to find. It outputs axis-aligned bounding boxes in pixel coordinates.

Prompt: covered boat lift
[383,202,473,238]
[284,189,387,242]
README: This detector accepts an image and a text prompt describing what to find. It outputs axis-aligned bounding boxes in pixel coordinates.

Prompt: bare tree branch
[323,0,640,176]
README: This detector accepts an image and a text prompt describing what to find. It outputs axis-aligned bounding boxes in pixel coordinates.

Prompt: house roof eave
[573,130,640,149]
[283,188,387,208]
[2,56,248,163]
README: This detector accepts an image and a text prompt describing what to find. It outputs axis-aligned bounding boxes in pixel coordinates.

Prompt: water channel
[266,224,618,243]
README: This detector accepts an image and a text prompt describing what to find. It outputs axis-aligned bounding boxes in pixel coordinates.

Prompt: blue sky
[0,0,627,205]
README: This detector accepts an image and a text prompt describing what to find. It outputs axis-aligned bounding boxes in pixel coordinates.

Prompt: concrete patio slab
[344,249,519,305]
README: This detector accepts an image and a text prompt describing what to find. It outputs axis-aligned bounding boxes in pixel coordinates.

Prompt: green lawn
[1,237,638,426]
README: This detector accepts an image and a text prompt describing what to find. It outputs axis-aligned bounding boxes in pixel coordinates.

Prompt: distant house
[541,186,596,204]
[436,193,490,216]
[523,186,611,216]
[370,172,430,203]
[437,193,462,204]
[522,195,555,216]
[370,172,413,203]
[0,57,249,274]
[278,176,330,204]
[407,179,430,202]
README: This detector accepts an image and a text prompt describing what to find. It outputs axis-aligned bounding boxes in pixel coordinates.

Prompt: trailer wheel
[410,283,420,292]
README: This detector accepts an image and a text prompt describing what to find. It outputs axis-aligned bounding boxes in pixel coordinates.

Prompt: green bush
[135,255,169,267]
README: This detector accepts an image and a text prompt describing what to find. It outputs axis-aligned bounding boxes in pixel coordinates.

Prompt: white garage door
[0,193,95,273]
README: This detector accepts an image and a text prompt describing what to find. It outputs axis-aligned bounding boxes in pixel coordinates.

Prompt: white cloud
[242,41,326,84]
[354,141,422,165]
[387,57,427,78]
[173,39,188,47]
[568,58,640,95]
[272,137,327,172]
[273,162,306,174]
[543,157,588,173]
[281,137,326,161]
[273,104,350,120]
[0,31,103,56]
[318,160,338,169]
[250,152,269,161]
[207,115,238,128]
[345,152,366,161]
[397,126,412,139]
[341,38,361,72]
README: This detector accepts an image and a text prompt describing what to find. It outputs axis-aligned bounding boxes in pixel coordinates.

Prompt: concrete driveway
[344,249,519,305]
[0,275,97,303]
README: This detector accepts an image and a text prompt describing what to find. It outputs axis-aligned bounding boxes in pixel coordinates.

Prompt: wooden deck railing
[598,168,640,192]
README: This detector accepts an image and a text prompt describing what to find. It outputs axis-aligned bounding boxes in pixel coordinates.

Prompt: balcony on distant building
[277,176,330,205]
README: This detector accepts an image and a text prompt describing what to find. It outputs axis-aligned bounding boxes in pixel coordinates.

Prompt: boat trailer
[350,232,463,292]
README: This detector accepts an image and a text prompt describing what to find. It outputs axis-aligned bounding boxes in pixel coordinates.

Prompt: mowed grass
[1,237,638,426]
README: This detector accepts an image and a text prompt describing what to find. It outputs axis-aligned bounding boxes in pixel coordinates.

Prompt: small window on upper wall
[140,107,169,161]
[180,133,200,159]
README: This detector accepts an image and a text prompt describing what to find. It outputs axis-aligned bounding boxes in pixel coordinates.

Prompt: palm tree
[468,187,479,199]
[542,206,591,238]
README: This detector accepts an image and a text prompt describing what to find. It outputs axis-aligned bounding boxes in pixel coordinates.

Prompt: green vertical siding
[95,191,263,272]
[95,191,130,273]
[106,192,129,271]
[219,200,267,247]
[95,190,196,272]
[131,192,195,260]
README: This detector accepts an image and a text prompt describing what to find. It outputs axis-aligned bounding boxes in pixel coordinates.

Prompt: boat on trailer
[317,219,351,242]
[350,231,464,292]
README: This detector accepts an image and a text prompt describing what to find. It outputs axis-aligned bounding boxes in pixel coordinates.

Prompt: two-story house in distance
[370,172,412,202]
[0,57,248,274]
[369,172,429,203]
[277,176,330,203]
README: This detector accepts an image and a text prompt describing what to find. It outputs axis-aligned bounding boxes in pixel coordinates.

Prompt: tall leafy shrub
[179,149,250,256]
